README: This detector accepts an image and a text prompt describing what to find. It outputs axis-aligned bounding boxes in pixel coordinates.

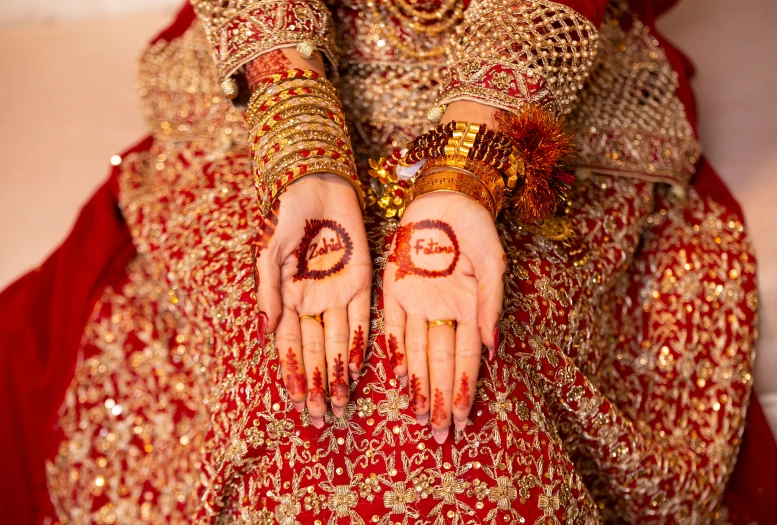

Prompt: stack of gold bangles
[247,69,366,216]
[370,121,527,220]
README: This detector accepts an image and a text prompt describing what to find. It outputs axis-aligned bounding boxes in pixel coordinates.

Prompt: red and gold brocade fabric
[34,1,769,524]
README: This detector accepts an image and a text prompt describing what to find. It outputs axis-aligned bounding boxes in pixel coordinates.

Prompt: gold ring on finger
[428,319,456,329]
[299,314,324,325]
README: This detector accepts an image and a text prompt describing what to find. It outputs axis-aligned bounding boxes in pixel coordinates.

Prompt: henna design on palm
[388,219,460,281]
[293,219,353,281]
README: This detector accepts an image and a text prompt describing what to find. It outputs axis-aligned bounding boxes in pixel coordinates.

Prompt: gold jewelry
[428,319,457,329]
[257,158,362,216]
[248,96,345,132]
[251,105,347,137]
[246,68,365,215]
[246,84,340,127]
[299,314,324,324]
[254,131,350,172]
[421,156,506,213]
[407,170,497,219]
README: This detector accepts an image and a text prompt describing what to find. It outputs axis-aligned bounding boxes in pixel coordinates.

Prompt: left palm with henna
[383,192,506,443]
[254,174,372,428]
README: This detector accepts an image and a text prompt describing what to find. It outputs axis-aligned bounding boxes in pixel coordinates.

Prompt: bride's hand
[254,174,372,428]
[383,192,506,443]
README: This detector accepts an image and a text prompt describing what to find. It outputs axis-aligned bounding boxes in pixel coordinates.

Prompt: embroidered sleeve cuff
[438,0,599,117]
[191,0,339,98]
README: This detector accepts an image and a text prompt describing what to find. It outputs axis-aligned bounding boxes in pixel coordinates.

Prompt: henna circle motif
[293,219,353,281]
[389,219,460,281]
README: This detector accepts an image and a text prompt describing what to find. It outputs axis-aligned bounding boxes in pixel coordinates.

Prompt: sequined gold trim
[138,23,246,144]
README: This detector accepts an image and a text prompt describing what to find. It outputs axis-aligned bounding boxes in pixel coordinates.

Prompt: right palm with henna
[383,191,507,443]
[254,173,372,428]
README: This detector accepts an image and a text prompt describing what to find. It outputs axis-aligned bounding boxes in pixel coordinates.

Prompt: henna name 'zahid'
[308,234,346,260]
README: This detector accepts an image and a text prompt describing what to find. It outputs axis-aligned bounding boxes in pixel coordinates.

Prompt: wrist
[246,48,326,92]
[441,101,501,130]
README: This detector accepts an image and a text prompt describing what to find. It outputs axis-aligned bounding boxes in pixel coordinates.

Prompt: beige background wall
[0,0,775,433]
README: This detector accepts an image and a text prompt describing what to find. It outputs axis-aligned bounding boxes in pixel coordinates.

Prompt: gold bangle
[259,142,354,180]
[246,85,341,127]
[407,171,496,219]
[248,95,345,132]
[247,78,338,111]
[252,105,348,138]
[257,158,363,216]
[251,115,345,152]
[254,131,351,173]
[420,156,506,214]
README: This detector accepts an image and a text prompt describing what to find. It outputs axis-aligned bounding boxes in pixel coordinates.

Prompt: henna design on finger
[250,203,281,292]
[293,219,353,281]
[388,220,460,281]
[246,50,292,91]
[387,334,404,369]
[309,367,327,405]
[283,348,307,397]
[431,388,447,426]
[452,372,471,411]
[409,374,427,412]
[330,354,349,400]
[348,325,365,371]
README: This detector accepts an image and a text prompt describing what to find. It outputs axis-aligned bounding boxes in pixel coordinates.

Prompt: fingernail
[311,417,324,429]
[332,405,345,418]
[350,372,360,381]
[416,413,429,426]
[453,418,467,431]
[398,375,408,387]
[432,427,449,444]
[491,326,501,361]
[293,401,305,413]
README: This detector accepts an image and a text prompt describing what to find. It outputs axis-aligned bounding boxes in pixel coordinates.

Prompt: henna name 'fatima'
[293,219,353,281]
[389,219,460,281]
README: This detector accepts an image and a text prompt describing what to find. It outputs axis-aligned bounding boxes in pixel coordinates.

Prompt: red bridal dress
[2,0,776,523]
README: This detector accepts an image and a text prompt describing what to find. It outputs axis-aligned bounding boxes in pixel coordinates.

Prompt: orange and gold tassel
[497,105,576,224]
